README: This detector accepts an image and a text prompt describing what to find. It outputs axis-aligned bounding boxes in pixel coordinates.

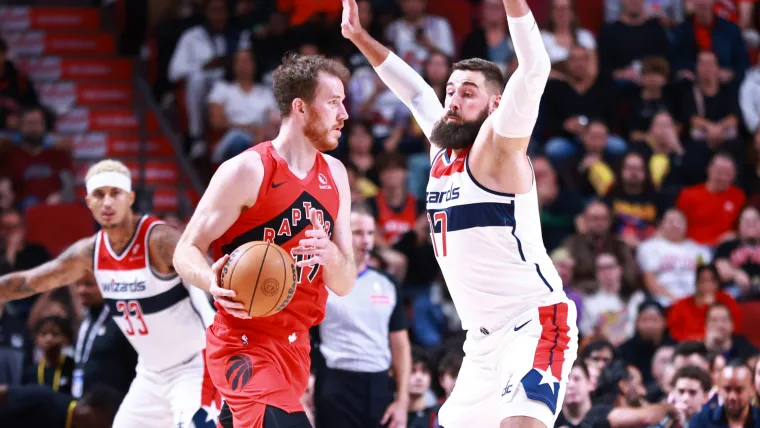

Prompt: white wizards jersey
[426,148,566,332]
[93,216,211,371]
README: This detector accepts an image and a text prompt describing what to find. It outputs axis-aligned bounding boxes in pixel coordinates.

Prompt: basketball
[219,241,298,317]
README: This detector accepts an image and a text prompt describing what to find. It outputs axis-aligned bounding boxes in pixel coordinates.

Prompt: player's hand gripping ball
[210,241,297,318]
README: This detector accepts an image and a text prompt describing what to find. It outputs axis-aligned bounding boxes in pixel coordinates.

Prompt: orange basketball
[219,241,297,317]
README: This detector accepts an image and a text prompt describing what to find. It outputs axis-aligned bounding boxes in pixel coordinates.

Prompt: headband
[86,171,132,195]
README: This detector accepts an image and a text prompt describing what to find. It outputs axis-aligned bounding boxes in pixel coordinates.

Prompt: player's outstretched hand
[341,0,362,39]
[292,208,338,268]
[209,255,251,319]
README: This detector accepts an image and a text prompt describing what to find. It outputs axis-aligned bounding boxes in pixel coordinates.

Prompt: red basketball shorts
[205,321,311,428]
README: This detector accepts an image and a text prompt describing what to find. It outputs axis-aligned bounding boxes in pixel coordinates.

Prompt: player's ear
[292,98,306,116]
[128,191,136,207]
[489,95,501,114]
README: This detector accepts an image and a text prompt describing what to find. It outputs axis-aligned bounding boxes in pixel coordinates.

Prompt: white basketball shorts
[112,351,222,428]
[438,299,579,428]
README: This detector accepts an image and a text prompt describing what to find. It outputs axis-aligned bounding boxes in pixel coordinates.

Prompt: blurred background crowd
[3,0,760,426]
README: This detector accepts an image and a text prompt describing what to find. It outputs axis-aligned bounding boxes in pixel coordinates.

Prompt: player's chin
[318,136,340,151]
[97,216,116,228]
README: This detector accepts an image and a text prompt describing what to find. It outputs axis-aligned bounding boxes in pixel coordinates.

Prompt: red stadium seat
[25,202,96,257]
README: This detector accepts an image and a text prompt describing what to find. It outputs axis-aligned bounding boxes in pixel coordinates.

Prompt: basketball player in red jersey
[173,54,356,428]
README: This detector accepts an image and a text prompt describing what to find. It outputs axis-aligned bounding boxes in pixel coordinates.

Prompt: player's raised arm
[173,152,262,316]
[341,0,444,155]
[0,236,94,302]
[486,0,551,153]
[292,156,356,296]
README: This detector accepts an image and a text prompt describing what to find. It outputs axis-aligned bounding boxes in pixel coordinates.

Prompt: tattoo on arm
[0,237,94,302]
[150,225,182,273]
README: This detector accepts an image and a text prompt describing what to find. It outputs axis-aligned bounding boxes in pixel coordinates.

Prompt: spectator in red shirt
[676,153,746,246]
[667,263,743,342]
[1,107,73,211]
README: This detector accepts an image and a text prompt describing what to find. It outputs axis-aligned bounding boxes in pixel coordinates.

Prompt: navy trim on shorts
[104,282,189,315]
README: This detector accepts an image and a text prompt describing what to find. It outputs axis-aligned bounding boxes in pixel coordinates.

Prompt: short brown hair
[272,53,350,117]
[451,58,505,95]
[641,56,670,77]
[671,365,712,392]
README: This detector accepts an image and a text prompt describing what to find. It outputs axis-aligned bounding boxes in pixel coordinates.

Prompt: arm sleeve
[373,53,445,139]
[492,12,551,139]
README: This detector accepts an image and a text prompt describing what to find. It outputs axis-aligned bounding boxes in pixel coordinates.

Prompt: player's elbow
[172,241,191,274]
[528,53,551,86]
[171,251,185,275]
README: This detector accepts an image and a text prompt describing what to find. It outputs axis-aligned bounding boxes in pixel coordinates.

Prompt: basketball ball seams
[263,245,289,317]
[247,242,271,316]
[222,243,267,290]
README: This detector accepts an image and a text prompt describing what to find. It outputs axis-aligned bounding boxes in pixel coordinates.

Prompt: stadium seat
[25,202,96,256]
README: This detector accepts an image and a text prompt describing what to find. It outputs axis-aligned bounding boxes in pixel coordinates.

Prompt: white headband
[86,171,132,194]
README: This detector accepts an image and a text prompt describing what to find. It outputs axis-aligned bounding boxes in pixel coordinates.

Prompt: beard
[303,107,341,152]
[430,107,489,150]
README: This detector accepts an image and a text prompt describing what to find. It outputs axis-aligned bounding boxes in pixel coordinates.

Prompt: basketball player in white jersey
[0,159,220,428]
[342,0,578,427]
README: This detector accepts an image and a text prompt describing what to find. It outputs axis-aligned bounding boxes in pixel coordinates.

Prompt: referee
[314,202,412,428]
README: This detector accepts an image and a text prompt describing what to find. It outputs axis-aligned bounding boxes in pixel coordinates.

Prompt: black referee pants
[315,367,395,428]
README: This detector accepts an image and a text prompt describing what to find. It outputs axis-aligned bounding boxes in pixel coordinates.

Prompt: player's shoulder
[321,153,349,186]
[321,153,347,174]
[216,149,264,181]
[146,220,181,245]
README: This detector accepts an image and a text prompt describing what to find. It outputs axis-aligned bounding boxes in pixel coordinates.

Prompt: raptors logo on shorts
[225,355,254,391]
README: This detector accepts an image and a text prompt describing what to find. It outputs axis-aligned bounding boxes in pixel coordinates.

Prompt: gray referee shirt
[319,267,407,373]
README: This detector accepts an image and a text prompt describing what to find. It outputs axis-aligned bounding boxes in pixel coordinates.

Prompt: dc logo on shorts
[225,354,253,391]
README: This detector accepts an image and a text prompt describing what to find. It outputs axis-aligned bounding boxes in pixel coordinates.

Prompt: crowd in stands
[3,0,760,426]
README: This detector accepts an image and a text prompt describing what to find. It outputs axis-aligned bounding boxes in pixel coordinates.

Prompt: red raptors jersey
[212,141,340,332]
[376,193,417,245]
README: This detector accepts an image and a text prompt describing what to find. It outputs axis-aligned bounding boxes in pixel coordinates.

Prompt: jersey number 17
[291,252,321,284]
[427,211,448,257]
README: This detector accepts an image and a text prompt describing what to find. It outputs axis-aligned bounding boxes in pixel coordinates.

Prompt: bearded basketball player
[173,54,355,428]
[0,159,220,428]
[342,0,579,427]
